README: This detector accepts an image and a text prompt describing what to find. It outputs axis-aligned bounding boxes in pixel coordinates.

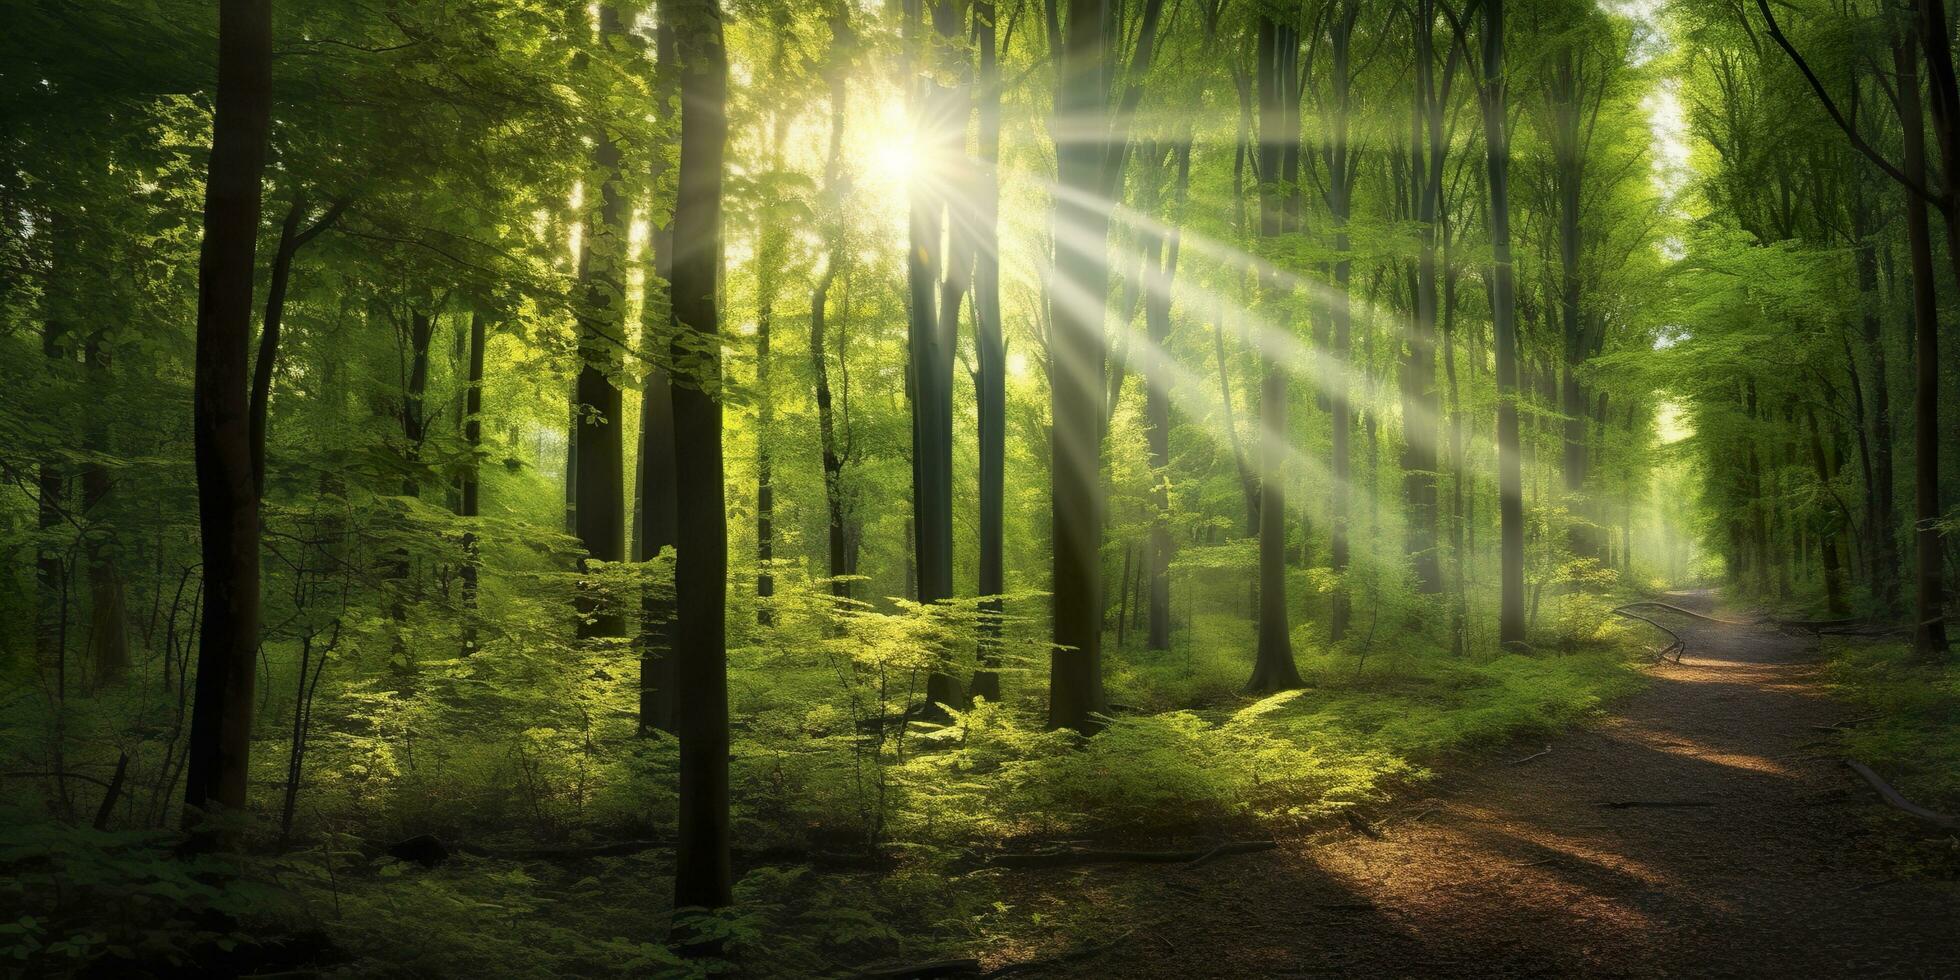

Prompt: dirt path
[1000,592,1958,977]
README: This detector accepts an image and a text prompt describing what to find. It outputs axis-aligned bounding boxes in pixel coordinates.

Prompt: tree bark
[1322,0,1359,642]
[1908,1,1954,659]
[668,0,733,933]
[250,194,345,500]
[1247,12,1304,694]
[972,0,1006,700]
[460,311,486,656]
[637,15,682,736]
[573,3,631,640]
[1803,405,1849,615]
[1143,142,1188,653]
[907,0,968,712]
[1047,0,1113,731]
[183,0,273,833]
[1484,0,1526,647]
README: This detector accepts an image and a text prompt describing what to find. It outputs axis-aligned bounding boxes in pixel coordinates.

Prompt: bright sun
[870,132,920,186]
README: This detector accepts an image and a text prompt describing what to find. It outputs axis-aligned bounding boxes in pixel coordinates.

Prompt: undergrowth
[1819,640,1960,878]
[1,579,1651,978]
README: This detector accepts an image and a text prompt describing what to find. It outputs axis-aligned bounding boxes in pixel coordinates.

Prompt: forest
[2,0,1957,974]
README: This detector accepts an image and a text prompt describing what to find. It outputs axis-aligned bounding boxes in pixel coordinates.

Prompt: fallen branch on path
[1509,746,1552,766]
[987,840,1275,870]
[1844,761,1960,829]
[1614,601,1753,627]
[1592,800,1716,809]
[856,959,982,979]
[1610,607,1686,663]
[1810,714,1881,732]
[1345,811,1383,839]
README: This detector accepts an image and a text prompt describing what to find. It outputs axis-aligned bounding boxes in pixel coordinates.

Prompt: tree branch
[1754,0,1943,207]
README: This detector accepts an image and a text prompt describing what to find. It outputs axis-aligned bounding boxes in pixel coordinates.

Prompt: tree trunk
[1324,0,1358,642]
[1401,0,1447,594]
[906,0,968,712]
[754,105,789,628]
[636,15,683,735]
[1484,0,1526,647]
[1803,405,1850,615]
[971,0,1006,701]
[1908,2,1954,659]
[460,311,486,656]
[1247,12,1304,694]
[183,0,273,832]
[1046,0,1115,732]
[250,194,345,500]
[667,0,733,935]
[573,3,631,640]
[1143,142,1188,654]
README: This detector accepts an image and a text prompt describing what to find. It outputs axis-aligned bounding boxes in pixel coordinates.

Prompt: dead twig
[857,959,981,979]
[1509,746,1552,766]
[1592,800,1716,809]
[1611,606,1686,663]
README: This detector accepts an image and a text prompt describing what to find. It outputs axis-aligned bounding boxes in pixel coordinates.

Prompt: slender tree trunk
[460,311,486,656]
[1325,0,1358,642]
[1048,0,1114,731]
[249,194,345,500]
[971,0,1006,700]
[1144,142,1188,653]
[1484,0,1526,647]
[907,0,967,711]
[37,274,67,671]
[183,0,272,832]
[637,16,683,735]
[1247,12,1304,693]
[573,3,631,640]
[1908,1,1955,659]
[1401,1,1446,594]
[1549,48,1596,560]
[668,0,732,935]
[1803,405,1849,615]
[754,107,788,628]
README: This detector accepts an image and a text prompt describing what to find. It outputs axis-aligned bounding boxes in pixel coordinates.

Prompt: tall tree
[460,310,486,656]
[1142,139,1189,653]
[809,2,860,603]
[1047,0,1167,729]
[667,0,733,936]
[1483,0,1527,648]
[906,0,971,711]
[1315,0,1362,642]
[182,0,274,830]
[1757,0,1949,659]
[639,13,683,735]
[573,3,632,640]
[971,0,1007,701]
[1247,8,1306,694]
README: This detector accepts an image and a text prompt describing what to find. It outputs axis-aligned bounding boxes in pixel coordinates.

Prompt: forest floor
[988,591,1959,978]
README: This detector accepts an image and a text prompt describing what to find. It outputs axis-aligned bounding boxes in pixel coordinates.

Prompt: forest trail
[1001,592,1959,978]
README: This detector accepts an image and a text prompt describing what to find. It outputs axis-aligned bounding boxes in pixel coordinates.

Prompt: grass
[1818,639,1960,876]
